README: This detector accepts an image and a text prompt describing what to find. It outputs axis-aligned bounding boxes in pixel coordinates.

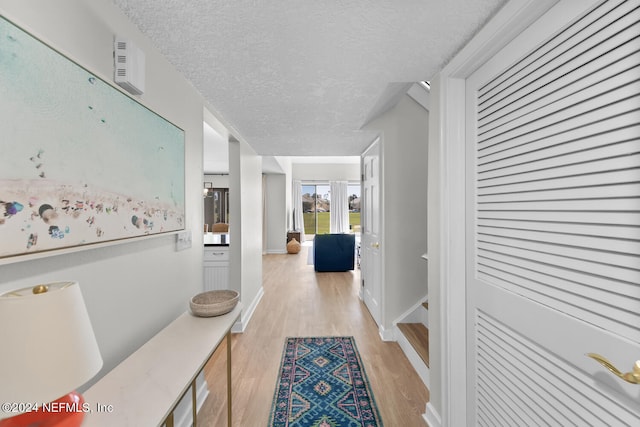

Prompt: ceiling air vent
[114,37,145,95]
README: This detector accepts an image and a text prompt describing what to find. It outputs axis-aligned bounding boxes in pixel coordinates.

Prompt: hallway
[198,245,429,425]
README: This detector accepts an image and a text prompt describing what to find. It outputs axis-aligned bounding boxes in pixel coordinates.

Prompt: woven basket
[190,290,239,317]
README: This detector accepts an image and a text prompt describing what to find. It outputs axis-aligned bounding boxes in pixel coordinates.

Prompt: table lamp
[0,281,103,427]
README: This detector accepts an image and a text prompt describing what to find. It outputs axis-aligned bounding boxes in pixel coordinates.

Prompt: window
[302,183,361,235]
[348,183,361,233]
[302,184,330,235]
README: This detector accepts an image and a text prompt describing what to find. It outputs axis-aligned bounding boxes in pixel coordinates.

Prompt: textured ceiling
[112,0,506,156]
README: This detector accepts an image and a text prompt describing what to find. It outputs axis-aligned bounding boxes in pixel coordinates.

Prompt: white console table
[83,304,242,426]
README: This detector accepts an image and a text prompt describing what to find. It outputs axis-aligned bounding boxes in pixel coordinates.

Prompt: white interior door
[465,0,640,425]
[361,138,382,326]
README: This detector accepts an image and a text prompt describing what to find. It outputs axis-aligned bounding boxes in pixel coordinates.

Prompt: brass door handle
[586,353,640,384]
[371,242,380,248]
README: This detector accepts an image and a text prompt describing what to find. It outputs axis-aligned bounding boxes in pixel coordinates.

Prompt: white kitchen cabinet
[203,246,229,291]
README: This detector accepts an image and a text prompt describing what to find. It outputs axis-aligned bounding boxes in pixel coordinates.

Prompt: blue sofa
[313,233,356,272]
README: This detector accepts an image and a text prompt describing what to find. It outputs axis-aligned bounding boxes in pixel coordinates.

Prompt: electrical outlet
[176,230,192,251]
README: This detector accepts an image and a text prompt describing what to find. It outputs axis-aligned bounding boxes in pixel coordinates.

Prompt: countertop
[204,232,230,246]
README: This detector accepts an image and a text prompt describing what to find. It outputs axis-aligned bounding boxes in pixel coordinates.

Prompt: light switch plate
[176,230,192,251]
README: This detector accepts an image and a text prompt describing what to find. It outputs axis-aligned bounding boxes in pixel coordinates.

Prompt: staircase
[396,300,429,387]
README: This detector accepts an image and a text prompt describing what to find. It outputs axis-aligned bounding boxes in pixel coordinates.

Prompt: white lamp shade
[0,281,103,417]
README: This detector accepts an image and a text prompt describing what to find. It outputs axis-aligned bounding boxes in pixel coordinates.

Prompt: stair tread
[422,302,428,310]
[398,323,429,368]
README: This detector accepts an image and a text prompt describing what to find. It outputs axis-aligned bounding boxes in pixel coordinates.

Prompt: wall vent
[114,37,145,95]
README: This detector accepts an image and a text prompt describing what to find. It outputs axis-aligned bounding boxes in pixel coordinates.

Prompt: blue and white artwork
[0,16,185,259]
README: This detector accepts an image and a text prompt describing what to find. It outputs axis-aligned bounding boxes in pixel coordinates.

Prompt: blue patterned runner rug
[269,336,383,427]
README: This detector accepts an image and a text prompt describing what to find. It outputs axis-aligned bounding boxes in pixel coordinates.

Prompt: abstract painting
[0,16,185,259]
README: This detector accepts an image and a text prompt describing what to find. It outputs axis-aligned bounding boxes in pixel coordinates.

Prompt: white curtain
[292,180,306,242]
[330,181,349,234]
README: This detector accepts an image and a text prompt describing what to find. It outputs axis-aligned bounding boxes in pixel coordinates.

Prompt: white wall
[203,174,230,189]
[363,94,429,334]
[229,139,263,329]
[265,174,287,253]
[263,156,294,253]
[0,0,208,390]
[281,159,294,232]
[292,163,360,182]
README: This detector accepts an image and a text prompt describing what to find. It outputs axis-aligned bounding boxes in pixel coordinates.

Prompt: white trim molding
[233,286,264,333]
[407,83,430,111]
[437,73,467,427]
[378,324,394,342]
[393,294,428,325]
[395,324,430,388]
[424,402,442,427]
[265,249,287,255]
[435,1,560,426]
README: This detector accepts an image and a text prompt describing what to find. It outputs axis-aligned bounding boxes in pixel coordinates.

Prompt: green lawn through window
[303,212,360,235]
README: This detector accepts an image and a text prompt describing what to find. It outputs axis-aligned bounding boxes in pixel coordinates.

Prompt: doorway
[438,0,640,424]
[361,138,382,327]
[203,186,229,228]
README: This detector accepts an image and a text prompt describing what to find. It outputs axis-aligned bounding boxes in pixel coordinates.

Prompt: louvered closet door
[465,0,640,425]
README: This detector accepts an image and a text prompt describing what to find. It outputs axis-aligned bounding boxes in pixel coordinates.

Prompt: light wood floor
[198,246,429,426]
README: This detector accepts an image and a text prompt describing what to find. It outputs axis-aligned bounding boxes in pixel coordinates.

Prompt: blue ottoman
[313,234,356,272]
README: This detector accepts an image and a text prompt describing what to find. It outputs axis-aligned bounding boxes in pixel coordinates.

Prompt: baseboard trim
[265,249,287,254]
[424,402,442,427]
[232,286,264,333]
[378,324,395,342]
[393,292,429,325]
[395,324,430,388]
